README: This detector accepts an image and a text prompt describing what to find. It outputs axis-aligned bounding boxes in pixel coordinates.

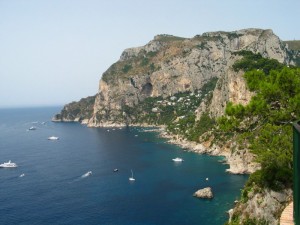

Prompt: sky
[1,0,300,108]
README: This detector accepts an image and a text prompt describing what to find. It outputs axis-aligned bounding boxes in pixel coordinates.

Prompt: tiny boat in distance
[172,157,184,162]
[113,169,118,172]
[0,160,18,168]
[29,126,36,130]
[48,136,59,140]
[129,169,135,181]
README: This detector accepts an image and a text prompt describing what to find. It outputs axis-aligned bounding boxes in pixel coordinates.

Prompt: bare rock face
[120,39,164,61]
[226,149,260,174]
[54,28,297,127]
[193,187,214,199]
[229,188,293,224]
[84,28,293,126]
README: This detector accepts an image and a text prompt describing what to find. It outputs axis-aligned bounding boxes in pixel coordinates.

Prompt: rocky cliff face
[54,29,295,126]
[228,188,293,224]
[91,29,295,126]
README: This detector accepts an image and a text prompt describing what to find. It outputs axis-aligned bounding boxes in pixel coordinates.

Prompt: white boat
[81,171,92,178]
[113,169,118,172]
[172,157,184,162]
[0,160,18,168]
[29,126,36,130]
[85,171,92,176]
[48,136,59,140]
[129,169,135,181]
[20,173,25,177]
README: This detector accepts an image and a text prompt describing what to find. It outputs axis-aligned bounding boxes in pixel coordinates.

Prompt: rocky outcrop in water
[193,187,214,199]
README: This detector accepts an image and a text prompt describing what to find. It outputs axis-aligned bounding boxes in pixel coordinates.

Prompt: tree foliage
[219,52,300,191]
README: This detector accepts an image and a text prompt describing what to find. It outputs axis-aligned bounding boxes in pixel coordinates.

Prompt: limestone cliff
[54,29,296,126]
[228,188,293,224]
[88,29,294,127]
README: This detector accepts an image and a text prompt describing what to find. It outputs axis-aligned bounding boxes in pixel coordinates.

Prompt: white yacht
[172,157,184,162]
[29,126,36,130]
[48,136,59,140]
[0,160,18,168]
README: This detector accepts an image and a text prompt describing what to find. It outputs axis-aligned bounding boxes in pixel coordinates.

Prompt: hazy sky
[1,0,300,108]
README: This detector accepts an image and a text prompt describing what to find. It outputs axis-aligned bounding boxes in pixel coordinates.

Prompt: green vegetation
[122,77,218,142]
[187,113,215,141]
[226,216,268,225]
[154,34,186,42]
[232,50,284,74]
[218,52,300,194]
[227,32,243,40]
[140,57,149,66]
[57,95,96,121]
[102,48,161,84]
[122,64,132,73]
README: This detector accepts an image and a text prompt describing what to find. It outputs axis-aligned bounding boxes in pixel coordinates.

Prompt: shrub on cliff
[219,52,300,191]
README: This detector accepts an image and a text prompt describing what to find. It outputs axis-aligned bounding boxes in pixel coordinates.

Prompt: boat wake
[70,171,92,183]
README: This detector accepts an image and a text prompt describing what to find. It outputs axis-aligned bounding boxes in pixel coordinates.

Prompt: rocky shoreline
[157,127,260,175]
[65,118,260,175]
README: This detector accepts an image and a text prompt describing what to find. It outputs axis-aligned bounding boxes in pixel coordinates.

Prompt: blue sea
[0,107,248,225]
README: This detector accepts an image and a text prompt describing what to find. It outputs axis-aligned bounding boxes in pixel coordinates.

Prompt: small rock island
[193,187,214,199]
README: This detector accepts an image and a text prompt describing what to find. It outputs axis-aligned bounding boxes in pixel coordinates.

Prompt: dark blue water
[0,107,247,225]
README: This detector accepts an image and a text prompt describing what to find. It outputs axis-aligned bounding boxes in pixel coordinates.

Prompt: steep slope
[283,40,300,66]
[53,95,95,123]
[53,29,296,126]
[217,52,300,224]
[283,40,300,51]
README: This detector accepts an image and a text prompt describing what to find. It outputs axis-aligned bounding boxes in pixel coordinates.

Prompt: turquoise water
[0,107,247,225]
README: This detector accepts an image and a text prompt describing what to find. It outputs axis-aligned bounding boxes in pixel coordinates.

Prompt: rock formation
[53,28,297,126]
[228,188,293,224]
[193,187,214,199]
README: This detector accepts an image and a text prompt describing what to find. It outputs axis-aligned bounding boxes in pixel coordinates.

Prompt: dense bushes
[232,50,284,74]
[219,52,300,191]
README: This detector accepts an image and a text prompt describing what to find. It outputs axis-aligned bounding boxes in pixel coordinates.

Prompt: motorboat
[86,171,92,176]
[29,126,36,130]
[0,160,18,168]
[113,169,119,172]
[48,136,59,140]
[81,171,92,178]
[172,157,184,162]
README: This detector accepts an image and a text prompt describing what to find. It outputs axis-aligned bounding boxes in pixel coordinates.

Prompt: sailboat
[129,169,135,181]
